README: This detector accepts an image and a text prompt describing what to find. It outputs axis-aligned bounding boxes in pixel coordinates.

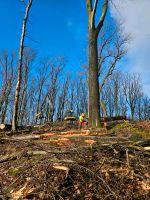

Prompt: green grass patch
[69,136,88,141]
[34,139,51,143]
[8,168,20,176]
[115,123,126,129]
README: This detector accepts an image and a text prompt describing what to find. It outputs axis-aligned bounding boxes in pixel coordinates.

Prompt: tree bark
[12,0,33,131]
[88,30,100,127]
[86,0,108,127]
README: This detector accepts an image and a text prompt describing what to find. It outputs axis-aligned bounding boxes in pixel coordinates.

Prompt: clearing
[0,121,150,199]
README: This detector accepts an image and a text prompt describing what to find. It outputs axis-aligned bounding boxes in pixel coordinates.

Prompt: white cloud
[110,0,150,97]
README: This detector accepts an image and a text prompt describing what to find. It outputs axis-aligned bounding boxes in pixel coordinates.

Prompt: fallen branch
[75,163,117,199]
[0,149,74,163]
[0,153,21,163]
[1,135,40,142]
[95,157,106,173]
[126,149,130,169]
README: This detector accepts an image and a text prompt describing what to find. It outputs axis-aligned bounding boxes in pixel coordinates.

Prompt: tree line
[0,48,149,125]
[0,50,88,125]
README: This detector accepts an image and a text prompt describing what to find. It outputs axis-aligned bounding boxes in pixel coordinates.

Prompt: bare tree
[0,52,15,123]
[135,96,150,120]
[35,60,50,124]
[12,0,33,131]
[98,26,129,93]
[46,57,64,122]
[68,80,76,111]
[101,81,115,117]
[100,70,150,120]
[86,0,108,127]
[119,89,128,117]
[18,48,36,125]
[143,97,150,120]
[56,77,69,120]
[123,73,142,120]
[75,77,88,117]
[26,78,37,125]
[135,92,144,120]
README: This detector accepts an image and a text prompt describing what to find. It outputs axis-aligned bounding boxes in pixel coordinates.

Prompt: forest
[0,0,150,199]
[0,49,149,126]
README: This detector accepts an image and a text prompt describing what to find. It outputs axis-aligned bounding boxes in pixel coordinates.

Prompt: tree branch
[96,0,108,34]
[86,0,93,16]
[91,0,98,29]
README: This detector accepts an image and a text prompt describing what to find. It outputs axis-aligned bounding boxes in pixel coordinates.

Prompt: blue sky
[0,0,112,74]
[0,0,89,74]
[0,0,149,96]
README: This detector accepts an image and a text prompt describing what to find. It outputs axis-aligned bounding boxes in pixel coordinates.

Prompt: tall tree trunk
[88,30,100,127]
[86,0,108,127]
[12,0,33,131]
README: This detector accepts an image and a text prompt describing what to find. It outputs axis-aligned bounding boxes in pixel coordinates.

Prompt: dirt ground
[0,121,150,200]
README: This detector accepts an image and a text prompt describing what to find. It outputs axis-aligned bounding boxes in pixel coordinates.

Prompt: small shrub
[115,123,126,129]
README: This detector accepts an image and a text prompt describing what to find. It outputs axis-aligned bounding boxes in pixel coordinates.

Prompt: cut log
[0,135,40,142]
[11,135,40,140]
[53,164,69,171]
[27,150,47,155]
[0,124,12,130]
[144,147,150,151]
[0,150,73,163]
[0,124,5,130]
